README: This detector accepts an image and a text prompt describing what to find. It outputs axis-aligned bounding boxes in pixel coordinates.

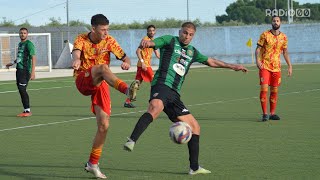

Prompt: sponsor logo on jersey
[182,108,189,112]
[174,49,192,60]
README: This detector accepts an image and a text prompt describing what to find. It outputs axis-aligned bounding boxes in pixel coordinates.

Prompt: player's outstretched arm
[206,57,248,73]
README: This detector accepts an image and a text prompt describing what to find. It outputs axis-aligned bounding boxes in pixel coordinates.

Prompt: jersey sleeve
[27,41,36,56]
[282,35,288,50]
[194,48,208,64]
[73,35,84,51]
[257,32,266,47]
[153,35,174,49]
[108,36,126,60]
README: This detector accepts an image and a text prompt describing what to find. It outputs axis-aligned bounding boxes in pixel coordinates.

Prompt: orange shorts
[135,67,154,82]
[259,69,281,87]
[75,68,111,115]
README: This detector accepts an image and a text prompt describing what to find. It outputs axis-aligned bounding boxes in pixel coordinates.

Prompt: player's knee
[190,122,200,135]
[148,100,163,118]
[260,86,268,92]
[17,83,27,92]
[100,64,111,73]
[98,123,109,133]
[98,119,110,132]
[270,87,278,92]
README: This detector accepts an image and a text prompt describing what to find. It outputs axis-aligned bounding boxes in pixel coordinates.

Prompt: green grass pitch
[0,64,319,179]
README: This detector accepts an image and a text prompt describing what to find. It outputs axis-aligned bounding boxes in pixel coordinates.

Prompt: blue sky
[0,0,319,26]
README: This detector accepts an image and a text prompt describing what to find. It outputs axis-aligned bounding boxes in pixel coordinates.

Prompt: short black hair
[147,25,155,30]
[19,27,28,32]
[181,22,196,31]
[91,14,109,26]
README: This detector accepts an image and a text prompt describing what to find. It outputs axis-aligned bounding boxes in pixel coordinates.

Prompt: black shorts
[16,68,30,87]
[150,84,190,121]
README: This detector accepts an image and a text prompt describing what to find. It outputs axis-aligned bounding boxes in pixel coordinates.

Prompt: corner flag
[246,38,254,64]
[246,38,252,47]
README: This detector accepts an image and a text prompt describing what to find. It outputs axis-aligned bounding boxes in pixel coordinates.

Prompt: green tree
[46,17,63,27]
[216,0,320,24]
[0,17,15,27]
[18,20,32,28]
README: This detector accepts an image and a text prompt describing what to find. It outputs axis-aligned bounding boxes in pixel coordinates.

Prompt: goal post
[0,33,52,72]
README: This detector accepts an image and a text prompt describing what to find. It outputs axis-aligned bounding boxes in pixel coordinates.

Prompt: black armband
[116,53,127,61]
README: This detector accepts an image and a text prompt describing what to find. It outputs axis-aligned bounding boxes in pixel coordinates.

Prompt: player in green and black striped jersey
[124,22,248,175]
[6,27,36,117]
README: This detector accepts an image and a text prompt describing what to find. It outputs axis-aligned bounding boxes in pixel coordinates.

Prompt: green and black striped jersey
[151,35,208,94]
[16,40,36,73]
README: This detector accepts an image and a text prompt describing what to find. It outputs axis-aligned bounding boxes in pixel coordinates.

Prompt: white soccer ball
[169,121,192,144]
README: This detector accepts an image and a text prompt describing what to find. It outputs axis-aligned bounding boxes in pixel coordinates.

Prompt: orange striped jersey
[257,30,288,72]
[73,33,126,77]
[137,36,155,67]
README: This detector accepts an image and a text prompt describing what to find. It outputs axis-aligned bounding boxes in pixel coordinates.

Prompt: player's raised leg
[91,64,139,100]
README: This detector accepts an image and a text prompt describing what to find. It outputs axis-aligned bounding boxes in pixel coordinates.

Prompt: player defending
[124,25,160,108]
[255,16,292,121]
[123,22,248,175]
[6,27,36,117]
[72,14,138,179]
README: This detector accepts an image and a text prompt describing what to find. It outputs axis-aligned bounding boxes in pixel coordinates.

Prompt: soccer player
[71,14,138,179]
[255,16,292,121]
[124,25,160,108]
[123,22,248,175]
[6,27,36,117]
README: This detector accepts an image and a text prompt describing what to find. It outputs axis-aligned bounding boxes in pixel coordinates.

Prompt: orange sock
[270,87,278,115]
[114,79,128,94]
[89,147,102,165]
[260,87,268,114]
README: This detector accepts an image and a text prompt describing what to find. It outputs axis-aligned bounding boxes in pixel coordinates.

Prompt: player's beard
[272,24,280,30]
[20,36,27,41]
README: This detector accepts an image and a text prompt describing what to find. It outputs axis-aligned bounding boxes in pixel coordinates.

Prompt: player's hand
[121,61,130,70]
[30,72,36,80]
[233,65,248,73]
[256,61,263,70]
[5,63,13,69]
[141,63,147,71]
[287,65,292,77]
[140,39,152,48]
[72,59,81,70]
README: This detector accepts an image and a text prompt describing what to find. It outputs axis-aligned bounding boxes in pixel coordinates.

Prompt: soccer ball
[169,121,192,144]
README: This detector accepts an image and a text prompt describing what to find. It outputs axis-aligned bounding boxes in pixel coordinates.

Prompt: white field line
[0,86,73,94]
[0,111,145,132]
[0,80,74,86]
[0,88,319,133]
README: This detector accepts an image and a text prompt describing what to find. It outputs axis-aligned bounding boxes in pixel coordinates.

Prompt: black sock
[130,113,153,142]
[18,87,29,109]
[188,134,200,171]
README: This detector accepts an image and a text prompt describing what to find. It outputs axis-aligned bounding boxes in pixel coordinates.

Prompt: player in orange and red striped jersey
[71,14,139,179]
[124,25,160,108]
[255,16,292,121]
